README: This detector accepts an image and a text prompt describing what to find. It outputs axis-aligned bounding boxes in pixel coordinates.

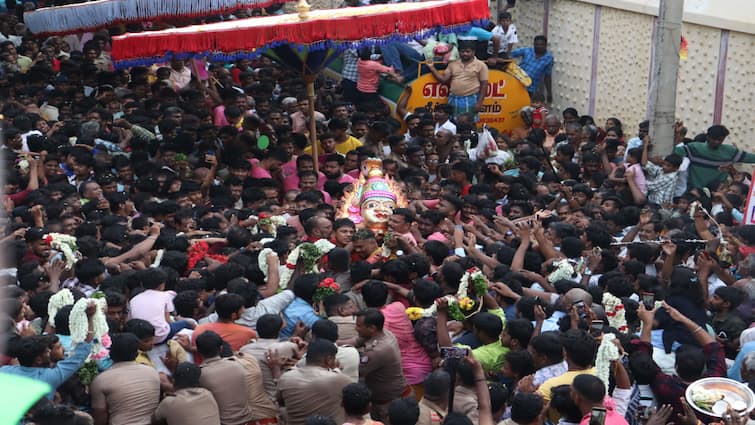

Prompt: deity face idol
[360,197,396,227]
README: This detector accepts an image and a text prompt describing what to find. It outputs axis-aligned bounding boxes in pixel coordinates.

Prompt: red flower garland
[187,241,229,271]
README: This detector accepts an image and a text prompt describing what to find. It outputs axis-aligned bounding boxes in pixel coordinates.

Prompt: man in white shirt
[434,104,457,135]
[0,21,21,47]
[200,289,295,329]
[490,12,518,57]
[169,59,192,91]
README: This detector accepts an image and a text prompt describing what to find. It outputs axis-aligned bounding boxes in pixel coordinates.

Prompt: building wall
[546,0,594,116]
[593,7,653,129]
[722,31,755,148]
[512,0,755,150]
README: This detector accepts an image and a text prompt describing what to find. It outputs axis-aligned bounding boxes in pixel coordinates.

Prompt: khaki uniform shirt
[417,398,447,425]
[90,361,161,425]
[452,385,479,424]
[153,387,221,425]
[233,352,280,420]
[329,315,359,341]
[358,330,408,403]
[446,58,489,96]
[200,356,255,425]
[277,365,352,425]
[240,338,299,402]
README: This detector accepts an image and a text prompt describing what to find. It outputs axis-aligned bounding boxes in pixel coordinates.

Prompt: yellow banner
[402,69,531,134]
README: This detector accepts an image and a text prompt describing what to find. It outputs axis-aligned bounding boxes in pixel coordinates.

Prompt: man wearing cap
[426,39,489,117]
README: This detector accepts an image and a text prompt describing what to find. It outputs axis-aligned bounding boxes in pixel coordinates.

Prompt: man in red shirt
[451,160,475,196]
[193,293,257,363]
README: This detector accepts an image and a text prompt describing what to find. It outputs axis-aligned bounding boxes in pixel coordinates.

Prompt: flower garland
[187,240,229,271]
[17,158,30,172]
[258,248,278,279]
[44,233,80,270]
[313,277,340,304]
[595,333,620,387]
[602,292,627,333]
[279,239,335,290]
[406,307,432,321]
[150,249,164,268]
[69,297,109,357]
[406,267,488,321]
[47,288,74,327]
[77,360,100,386]
[245,213,286,236]
[252,213,286,237]
[547,258,584,283]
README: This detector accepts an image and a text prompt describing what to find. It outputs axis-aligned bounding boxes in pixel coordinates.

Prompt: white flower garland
[603,292,628,333]
[258,248,277,279]
[548,258,574,283]
[406,267,482,319]
[278,240,336,290]
[595,332,620,387]
[248,215,287,237]
[69,298,109,355]
[280,245,303,291]
[44,233,80,270]
[150,249,164,268]
[457,269,472,300]
[47,289,74,327]
[314,239,336,256]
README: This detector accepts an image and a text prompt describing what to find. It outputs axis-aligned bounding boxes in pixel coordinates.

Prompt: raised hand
[645,404,673,425]
[662,301,686,323]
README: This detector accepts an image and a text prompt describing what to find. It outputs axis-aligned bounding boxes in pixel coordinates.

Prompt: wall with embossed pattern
[722,32,755,150]
[594,7,653,130]
[675,23,719,130]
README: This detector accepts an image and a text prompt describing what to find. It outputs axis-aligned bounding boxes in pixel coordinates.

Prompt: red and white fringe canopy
[111,0,489,67]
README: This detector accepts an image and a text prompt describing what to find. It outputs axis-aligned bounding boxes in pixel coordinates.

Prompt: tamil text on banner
[400,69,530,135]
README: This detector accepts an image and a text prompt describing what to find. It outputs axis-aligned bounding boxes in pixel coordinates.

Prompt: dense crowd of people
[1,2,755,425]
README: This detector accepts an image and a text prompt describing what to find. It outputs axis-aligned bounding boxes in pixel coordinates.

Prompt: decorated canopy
[109,0,489,175]
[111,0,490,68]
[24,0,290,37]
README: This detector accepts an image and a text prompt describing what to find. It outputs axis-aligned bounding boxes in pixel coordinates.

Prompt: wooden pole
[304,74,319,175]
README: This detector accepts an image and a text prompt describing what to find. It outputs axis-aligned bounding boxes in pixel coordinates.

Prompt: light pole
[648,0,684,156]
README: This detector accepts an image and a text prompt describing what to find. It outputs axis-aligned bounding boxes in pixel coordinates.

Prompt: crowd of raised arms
[0,1,754,425]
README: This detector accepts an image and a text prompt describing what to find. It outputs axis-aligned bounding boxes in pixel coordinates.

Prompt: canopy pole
[304,74,319,175]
